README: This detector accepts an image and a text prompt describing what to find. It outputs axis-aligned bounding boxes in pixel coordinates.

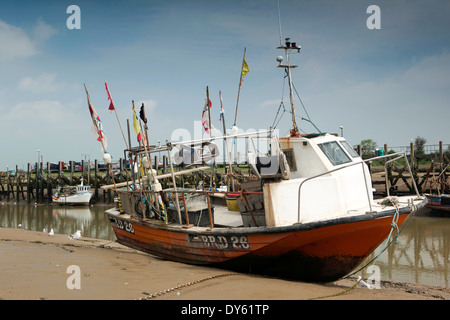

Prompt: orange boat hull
[108,208,414,282]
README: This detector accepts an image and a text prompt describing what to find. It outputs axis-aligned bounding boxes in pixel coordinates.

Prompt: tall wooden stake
[234,47,247,126]
[105,81,129,150]
[206,86,216,189]
[220,91,234,191]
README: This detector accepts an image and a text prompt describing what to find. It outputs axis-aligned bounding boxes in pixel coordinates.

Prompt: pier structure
[0,157,168,204]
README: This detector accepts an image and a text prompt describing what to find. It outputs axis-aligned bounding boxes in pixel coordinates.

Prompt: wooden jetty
[0,155,237,205]
[0,158,148,204]
[368,141,449,197]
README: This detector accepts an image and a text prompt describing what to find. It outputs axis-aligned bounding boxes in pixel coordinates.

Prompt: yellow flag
[241,59,249,78]
[132,106,142,142]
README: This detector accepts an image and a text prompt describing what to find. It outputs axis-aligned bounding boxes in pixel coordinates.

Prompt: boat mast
[277,38,300,137]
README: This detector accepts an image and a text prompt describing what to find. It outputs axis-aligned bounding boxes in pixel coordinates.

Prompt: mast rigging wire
[271,67,321,134]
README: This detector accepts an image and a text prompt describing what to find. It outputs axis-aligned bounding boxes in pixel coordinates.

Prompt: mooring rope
[372,199,400,266]
[136,273,237,300]
[137,198,409,300]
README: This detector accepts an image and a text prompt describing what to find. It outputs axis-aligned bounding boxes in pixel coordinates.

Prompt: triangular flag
[85,84,108,151]
[105,81,115,111]
[241,59,249,78]
[132,105,142,142]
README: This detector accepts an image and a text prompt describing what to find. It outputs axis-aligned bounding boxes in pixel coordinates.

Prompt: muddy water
[0,203,116,241]
[360,208,450,288]
[0,204,449,288]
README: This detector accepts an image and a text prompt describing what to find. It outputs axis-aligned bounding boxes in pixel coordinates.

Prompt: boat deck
[106,194,425,231]
[213,205,244,227]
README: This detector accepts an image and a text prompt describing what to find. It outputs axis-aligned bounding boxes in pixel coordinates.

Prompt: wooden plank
[100,166,210,190]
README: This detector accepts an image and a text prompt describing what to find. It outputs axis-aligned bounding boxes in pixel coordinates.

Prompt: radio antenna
[277,0,283,46]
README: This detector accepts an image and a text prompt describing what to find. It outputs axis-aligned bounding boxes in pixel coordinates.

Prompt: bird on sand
[68,230,82,240]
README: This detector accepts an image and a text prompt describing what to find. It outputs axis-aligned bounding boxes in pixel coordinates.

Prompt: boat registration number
[190,235,250,251]
[114,218,135,234]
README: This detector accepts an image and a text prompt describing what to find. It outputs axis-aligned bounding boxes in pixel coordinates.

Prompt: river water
[0,204,448,288]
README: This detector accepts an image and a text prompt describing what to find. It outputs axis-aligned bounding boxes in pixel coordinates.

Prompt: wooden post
[439,141,444,193]
[57,161,61,187]
[27,163,31,203]
[40,160,44,201]
[410,141,415,174]
[119,158,123,182]
[182,193,190,225]
[384,144,388,155]
[35,162,39,203]
[15,165,19,203]
[206,193,214,229]
[0,176,3,201]
[94,159,99,201]
[81,159,85,183]
[47,162,51,203]
[6,169,10,202]
[70,160,74,185]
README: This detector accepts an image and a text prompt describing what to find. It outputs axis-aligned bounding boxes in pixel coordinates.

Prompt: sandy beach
[1,227,449,302]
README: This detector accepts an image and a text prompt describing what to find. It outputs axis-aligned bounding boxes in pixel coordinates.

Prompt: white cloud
[7,100,66,122]
[0,20,36,61]
[33,17,58,41]
[0,18,57,62]
[18,73,63,93]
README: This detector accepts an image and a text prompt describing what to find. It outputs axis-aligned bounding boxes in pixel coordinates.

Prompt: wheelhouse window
[340,140,359,158]
[318,141,352,166]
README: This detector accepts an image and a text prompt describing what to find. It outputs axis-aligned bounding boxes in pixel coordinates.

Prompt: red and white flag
[85,84,107,151]
[105,81,115,111]
[202,98,212,134]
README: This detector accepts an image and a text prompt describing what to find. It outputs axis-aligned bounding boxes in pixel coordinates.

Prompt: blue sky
[1,0,450,169]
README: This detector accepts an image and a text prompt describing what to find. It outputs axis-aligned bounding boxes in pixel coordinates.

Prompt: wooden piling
[94,159,99,201]
[70,160,74,185]
[27,164,31,204]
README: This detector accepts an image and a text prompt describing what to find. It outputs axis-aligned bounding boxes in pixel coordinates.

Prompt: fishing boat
[102,38,427,282]
[52,179,93,206]
[423,162,450,212]
[425,194,450,212]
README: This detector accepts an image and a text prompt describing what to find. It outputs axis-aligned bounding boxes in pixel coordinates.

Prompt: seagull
[48,229,54,236]
[69,230,82,240]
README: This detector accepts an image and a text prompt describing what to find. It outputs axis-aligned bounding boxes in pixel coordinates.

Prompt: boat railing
[364,151,420,198]
[297,152,421,223]
[132,188,260,229]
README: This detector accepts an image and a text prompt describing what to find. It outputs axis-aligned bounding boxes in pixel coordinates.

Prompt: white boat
[52,179,93,205]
